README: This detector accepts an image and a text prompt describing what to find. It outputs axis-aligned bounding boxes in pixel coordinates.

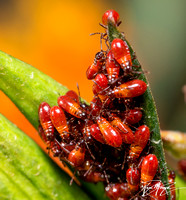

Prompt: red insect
[125,108,143,124]
[97,117,122,147]
[66,90,80,104]
[168,171,176,200]
[102,10,120,26]
[50,106,69,138]
[68,146,85,167]
[50,140,63,157]
[58,95,87,119]
[105,183,131,200]
[113,79,147,98]
[92,73,109,103]
[111,115,134,144]
[128,125,150,160]
[105,50,120,83]
[80,171,105,183]
[86,51,104,80]
[141,154,158,187]
[38,102,54,140]
[38,125,50,146]
[150,181,166,200]
[111,38,132,68]
[90,123,105,144]
[126,167,140,193]
[38,125,62,156]
[92,73,108,95]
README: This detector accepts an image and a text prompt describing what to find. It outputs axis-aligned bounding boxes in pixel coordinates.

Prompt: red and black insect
[50,106,69,139]
[68,146,85,167]
[89,123,105,144]
[97,117,122,147]
[126,167,140,193]
[102,9,120,27]
[38,102,54,140]
[92,73,108,95]
[90,97,103,117]
[112,79,147,98]
[58,95,87,119]
[111,38,132,70]
[66,90,80,104]
[86,51,105,80]
[149,181,166,200]
[128,125,150,160]
[105,50,120,83]
[105,183,131,200]
[125,108,143,125]
[140,154,158,187]
[111,115,134,144]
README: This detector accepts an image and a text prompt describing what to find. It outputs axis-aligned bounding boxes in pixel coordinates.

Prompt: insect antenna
[83,165,93,177]
[99,23,107,29]
[103,170,110,185]
[55,138,71,154]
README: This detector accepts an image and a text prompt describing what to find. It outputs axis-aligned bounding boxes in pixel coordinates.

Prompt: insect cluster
[38,10,175,200]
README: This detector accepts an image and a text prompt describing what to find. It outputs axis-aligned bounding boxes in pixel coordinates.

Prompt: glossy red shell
[90,123,105,144]
[125,108,143,124]
[66,90,79,104]
[126,167,140,193]
[93,73,108,95]
[129,125,150,160]
[111,38,132,66]
[86,51,104,80]
[38,102,54,139]
[50,106,69,137]
[58,95,86,119]
[97,117,122,147]
[106,50,120,82]
[113,79,147,98]
[150,181,166,200]
[68,147,85,167]
[141,154,158,186]
[86,63,99,80]
[102,10,120,26]
[111,116,134,144]
[133,125,150,147]
[126,167,140,186]
[105,183,131,200]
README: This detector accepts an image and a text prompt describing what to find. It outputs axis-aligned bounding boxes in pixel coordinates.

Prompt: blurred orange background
[0,0,185,173]
[0,0,105,143]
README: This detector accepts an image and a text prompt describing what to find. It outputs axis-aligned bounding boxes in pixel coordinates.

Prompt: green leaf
[0,114,91,200]
[107,22,171,199]
[175,174,186,200]
[0,50,68,129]
[0,50,106,199]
